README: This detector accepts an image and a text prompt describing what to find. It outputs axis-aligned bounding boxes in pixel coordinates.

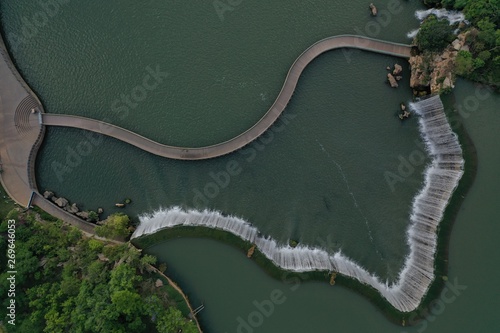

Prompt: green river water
[1,1,499,332]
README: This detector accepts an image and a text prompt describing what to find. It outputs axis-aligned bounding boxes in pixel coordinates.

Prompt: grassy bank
[0,183,16,219]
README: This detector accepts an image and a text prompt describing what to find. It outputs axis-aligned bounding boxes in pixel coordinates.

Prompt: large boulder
[67,203,79,214]
[76,211,89,219]
[393,64,403,76]
[43,191,54,199]
[451,39,461,51]
[409,55,428,89]
[54,197,69,209]
[387,74,399,88]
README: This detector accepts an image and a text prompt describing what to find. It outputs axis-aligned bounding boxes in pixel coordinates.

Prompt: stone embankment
[409,32,469,94]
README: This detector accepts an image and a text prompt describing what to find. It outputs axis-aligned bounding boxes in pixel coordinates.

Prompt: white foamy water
[407,8,467,39]
[132,95,464,312]
[407,29,419,39]
[415,8,466,25]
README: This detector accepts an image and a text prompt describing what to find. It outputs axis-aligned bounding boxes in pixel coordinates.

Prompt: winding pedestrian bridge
[41,35,412,160]
[1,34,412,224]
[0,31,418,316]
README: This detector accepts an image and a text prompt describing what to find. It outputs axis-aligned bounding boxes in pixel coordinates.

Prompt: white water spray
[407,8,467,39]
[416,8,466,25]
[132,95,464,312]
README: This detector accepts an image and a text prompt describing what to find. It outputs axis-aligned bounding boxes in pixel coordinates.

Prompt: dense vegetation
[416,15,456,52]
[420,0,500,86]
[95,213,132,239]
[0,209,197,333]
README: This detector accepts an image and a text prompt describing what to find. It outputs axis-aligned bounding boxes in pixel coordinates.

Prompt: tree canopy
[416,15,455,52]
[420,0,500,86]
[0,210,198,333]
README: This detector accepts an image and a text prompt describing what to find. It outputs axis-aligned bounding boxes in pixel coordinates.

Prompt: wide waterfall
[132,95,464,312]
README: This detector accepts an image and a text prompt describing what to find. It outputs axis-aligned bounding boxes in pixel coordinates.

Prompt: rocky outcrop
[387,73,399,88]
[369,3,378,16]
[409,32,468,94]
[98,253,109,262]
[67,203,79,214]
[54,197,69,209]
[43,191,54,199]
[155,279,164,288]
[393,64,402,76]
[76,211,89,219]
[247,244,256,258]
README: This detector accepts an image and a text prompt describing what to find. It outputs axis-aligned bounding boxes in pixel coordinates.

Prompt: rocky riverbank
[409,32,469,95]
[43,190,103,222]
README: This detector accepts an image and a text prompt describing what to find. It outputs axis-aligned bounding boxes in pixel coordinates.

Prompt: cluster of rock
[386,63,403,88]
[43,190,103,222]
[409,32,469,94]
[399,103,410,120]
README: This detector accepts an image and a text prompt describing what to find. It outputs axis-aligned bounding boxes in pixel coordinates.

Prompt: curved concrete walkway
[1,33,411,227]
[0,35,44,206]
[42,35,412,160]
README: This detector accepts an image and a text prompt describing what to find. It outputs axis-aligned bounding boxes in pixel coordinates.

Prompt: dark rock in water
[76,211,89,219]
[369,3,378,16]
[54,197,69,208]
[393,63,403,75]
[401,103,406,111]
[68,203,79,214]
[395,76,403,81]
[43,191,54,199]
[387,74,399,88]
[399,110,411,120]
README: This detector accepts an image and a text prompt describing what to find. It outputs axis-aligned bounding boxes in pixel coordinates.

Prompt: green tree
[111,290,144,316]
[455,50,476,75]
[416,15,455,52]
[88,210,99,222]
[95,213,131,239]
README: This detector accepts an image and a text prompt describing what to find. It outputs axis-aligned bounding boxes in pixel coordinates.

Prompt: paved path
[42,35,412,160]
[0,33,96,232]
[0,35,44,206]
[1,33,411,227]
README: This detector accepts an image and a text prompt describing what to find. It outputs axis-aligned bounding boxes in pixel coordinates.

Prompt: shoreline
[39,35,412,160]
[131,96,477,325]
[2,12,475,324]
